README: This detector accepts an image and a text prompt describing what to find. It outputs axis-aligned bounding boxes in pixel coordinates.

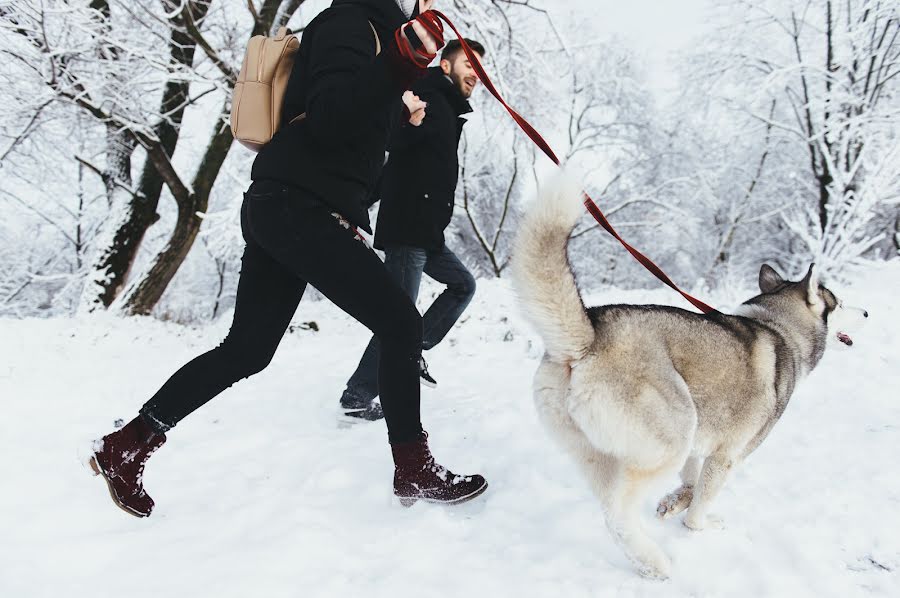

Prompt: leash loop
[396,11,446,67]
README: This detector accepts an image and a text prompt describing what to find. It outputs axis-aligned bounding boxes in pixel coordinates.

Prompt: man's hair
[441,39,485,62]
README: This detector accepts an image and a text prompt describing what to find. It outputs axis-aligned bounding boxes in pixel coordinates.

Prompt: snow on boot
[391,432,487,507]
[89,415,166,518]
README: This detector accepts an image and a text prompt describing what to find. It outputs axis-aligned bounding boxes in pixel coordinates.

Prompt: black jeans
[140,181,424,444]
[342,244,476,404]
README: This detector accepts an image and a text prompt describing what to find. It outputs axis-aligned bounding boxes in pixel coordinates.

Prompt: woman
[89,0,487,518]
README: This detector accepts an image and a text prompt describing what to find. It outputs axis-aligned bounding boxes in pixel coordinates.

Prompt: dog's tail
[511,172,594,362]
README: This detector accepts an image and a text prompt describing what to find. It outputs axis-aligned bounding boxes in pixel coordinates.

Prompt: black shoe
[340,390,384,422]
[419,357,437,389]
[340,393,368,411]
[343,402,384,421]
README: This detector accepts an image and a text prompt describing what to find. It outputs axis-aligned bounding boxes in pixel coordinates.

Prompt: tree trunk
[117,196,205,316]
[81,0,303,316]
[119,118,234,315]
[78,124,138,311]
[78,1,212,310]
[894,211,900,254]
[118,0,298,315]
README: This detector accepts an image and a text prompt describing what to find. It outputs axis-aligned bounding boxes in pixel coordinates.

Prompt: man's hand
[403,90,427,126]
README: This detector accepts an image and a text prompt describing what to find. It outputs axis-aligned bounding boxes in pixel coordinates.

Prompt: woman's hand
[402,90,427,126]
[407,18,439,56]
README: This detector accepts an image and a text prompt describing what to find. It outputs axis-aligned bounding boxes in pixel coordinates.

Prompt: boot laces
[134,439,162,487]
[425,456,470,484]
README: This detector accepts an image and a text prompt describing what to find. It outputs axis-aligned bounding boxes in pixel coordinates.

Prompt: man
[341,38,486,420]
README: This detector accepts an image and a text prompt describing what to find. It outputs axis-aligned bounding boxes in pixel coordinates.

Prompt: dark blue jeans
[342,244,476,404]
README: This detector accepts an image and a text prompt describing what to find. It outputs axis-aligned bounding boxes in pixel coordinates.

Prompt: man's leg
[340,246,427,409]
[421,244,477,350]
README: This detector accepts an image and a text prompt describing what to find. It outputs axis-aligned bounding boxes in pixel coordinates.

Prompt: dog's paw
[656,485,693,520]
[683,512,725,531]
[636,557,672,581]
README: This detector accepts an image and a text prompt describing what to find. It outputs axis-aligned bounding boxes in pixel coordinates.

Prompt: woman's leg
[92,193,307,516]
[249,191,424,443]
[340,245,428,408]
[140,201,307,431]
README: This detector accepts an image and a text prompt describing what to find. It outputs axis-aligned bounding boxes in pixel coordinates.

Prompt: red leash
[417,11,718,315]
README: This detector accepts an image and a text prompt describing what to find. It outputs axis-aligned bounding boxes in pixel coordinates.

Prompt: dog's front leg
[657,456,701,519]
[683,453,733,531]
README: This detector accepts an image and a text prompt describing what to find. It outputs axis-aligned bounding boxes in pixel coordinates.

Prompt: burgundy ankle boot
[391,432,488,507]
[89,415,166,518]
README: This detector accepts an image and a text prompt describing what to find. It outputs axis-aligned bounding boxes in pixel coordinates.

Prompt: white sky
[547,0,715,96]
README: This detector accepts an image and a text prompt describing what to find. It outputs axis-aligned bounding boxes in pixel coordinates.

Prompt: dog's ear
[801,263,820,304]
[759,264,784,293]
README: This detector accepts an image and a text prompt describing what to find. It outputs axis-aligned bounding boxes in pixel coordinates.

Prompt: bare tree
[0,0,310,316]
[702,0,900,274]
[456,129,521,277]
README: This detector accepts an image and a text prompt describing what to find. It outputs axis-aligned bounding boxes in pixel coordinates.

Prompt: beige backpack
[230,23,381,152]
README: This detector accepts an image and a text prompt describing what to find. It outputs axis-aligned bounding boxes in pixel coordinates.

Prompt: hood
[331,0,407,35]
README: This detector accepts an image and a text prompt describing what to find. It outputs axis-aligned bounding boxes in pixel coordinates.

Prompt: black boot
[391,432,487,507]
[89,415,166,518]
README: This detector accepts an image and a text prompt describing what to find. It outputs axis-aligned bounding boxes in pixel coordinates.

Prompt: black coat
[251,0,422,233]
[374,67,473,251]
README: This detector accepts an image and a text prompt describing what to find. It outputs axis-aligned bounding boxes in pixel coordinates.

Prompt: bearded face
[442,51,481,98]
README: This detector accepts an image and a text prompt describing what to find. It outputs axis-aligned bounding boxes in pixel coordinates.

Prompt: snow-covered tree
[688,0,900,278]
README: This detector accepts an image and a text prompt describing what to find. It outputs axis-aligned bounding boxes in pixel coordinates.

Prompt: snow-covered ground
[2,262,898,598]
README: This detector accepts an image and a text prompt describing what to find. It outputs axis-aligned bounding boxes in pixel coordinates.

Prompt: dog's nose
[863,310,869,318]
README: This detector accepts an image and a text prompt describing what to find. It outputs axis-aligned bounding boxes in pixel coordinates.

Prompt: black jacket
[374,67,473,251]
[251,0,422,233]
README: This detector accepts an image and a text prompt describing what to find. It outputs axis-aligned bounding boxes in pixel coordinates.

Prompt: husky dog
[510,176,868,579]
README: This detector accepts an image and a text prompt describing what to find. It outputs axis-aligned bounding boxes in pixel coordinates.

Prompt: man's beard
[450,71,475,98]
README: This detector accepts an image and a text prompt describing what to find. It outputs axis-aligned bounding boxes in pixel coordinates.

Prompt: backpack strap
[369,20,381,55]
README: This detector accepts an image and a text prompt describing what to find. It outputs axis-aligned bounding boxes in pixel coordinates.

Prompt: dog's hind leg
[534,360,624,508]
[533,362,672,577]
[683,452,733,531]
[533,358,595,459]
[603,465,674,580]
[576,450,621,506]
[657,456,701,520]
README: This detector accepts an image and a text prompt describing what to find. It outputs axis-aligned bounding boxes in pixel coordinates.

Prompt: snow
[1,261,899,597]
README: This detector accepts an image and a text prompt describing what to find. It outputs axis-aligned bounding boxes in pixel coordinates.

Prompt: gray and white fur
[510,174,867,579]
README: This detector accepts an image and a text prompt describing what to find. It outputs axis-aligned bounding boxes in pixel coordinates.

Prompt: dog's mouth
[837,332,853,346]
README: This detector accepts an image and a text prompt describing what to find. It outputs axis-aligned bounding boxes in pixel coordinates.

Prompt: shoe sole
[397,480,488,508]
[338,408,384,424]
[420,379,437,389]
[88,455,151,519]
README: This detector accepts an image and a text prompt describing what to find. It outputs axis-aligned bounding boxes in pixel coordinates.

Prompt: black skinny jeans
[140,181,424,444]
